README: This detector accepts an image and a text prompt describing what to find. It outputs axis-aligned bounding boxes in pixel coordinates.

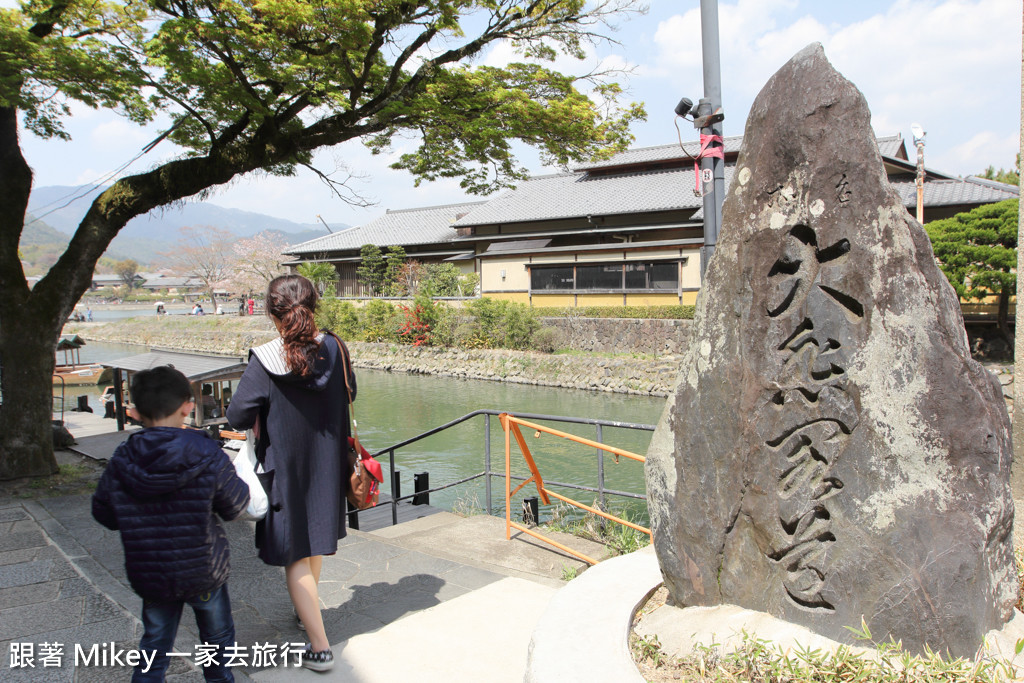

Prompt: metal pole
[699,0,724,275]
[915,139,925,223]
[596,424,606,511]
[389,449,398,526]
[484,414,492,515]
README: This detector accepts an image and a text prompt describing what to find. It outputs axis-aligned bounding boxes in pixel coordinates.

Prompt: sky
[12,0,1023,229]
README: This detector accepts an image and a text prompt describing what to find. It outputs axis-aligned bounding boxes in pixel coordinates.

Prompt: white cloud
[646,0,1021,176]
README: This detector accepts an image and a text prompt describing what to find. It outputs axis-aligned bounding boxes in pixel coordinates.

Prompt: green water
[69,342,669,523]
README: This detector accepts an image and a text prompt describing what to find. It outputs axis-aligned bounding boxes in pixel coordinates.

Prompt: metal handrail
[359,409,655,528]
[500,413,650,565]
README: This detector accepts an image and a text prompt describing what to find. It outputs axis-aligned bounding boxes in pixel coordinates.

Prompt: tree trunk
[998,287,1013,348]
[0,310,62,479]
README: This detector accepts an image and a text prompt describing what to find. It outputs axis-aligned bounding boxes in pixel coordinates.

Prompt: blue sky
[12,0,1022,227]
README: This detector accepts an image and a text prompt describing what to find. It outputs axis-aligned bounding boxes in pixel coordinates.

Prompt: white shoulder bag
[232,429,268,521]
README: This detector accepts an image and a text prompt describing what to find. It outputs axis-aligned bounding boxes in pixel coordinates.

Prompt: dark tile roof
[286,201,485,256]
[889,176,1018,207]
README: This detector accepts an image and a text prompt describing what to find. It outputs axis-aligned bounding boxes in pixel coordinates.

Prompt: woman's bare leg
[310,555,322,585]
[286,557,329,651]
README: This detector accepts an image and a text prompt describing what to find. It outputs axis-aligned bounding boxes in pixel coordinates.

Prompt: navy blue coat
[226,333,355,567]
[92,427,249,602]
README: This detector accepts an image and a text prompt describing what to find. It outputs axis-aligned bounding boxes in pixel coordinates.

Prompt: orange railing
[499,413,650,565]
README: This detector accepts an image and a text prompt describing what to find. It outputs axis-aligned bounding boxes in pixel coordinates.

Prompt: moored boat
[53,334,113,385]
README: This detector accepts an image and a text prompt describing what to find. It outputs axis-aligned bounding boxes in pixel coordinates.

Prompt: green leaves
[7,0,646,188]
[925,199,1018,302]
[1,0,152,138]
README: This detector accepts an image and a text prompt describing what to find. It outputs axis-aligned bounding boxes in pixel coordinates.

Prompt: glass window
[624,262,648,289]
[576,264,622,290]
[531,266,574,290]
[649,262,678,290]
[624,261,678,290]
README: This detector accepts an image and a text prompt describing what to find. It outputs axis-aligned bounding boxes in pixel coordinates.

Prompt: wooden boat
[54,363,113,386]
[53,335,113,385]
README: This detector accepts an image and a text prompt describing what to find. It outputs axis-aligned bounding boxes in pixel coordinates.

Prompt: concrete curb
[524,545,661,683]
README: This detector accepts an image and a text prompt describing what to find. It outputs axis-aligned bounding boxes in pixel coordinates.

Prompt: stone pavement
[1,485,605,682]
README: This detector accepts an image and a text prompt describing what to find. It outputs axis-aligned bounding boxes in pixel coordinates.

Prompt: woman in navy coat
[227,274,354,671]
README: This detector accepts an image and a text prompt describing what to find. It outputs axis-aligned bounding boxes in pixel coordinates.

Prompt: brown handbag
[333,334,382,510]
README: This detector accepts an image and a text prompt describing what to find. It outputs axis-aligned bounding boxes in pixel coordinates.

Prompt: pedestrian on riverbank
[226,274,354,672]
[92,366,249,682]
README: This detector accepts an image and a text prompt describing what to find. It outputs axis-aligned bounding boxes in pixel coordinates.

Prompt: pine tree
[384,246,408,296]
[356,244,386,296]
[926,199,1018,343]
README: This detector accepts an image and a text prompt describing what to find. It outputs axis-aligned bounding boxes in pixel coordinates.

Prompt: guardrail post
[596,424,606,511]
[389,449,398,526]
[484,414,492,515]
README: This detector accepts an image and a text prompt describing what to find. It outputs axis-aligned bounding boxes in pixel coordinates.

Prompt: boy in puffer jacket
[93,366,249,682]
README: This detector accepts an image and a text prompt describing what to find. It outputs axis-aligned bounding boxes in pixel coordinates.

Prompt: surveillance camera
[674,97,694,118]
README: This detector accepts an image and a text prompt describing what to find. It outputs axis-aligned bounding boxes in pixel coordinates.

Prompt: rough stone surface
[644,43,1017,657]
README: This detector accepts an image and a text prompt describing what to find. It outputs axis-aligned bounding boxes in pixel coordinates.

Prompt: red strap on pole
[694,133,724,194]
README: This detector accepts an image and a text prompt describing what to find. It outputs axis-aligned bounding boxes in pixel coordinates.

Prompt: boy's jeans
[133,584,235,682]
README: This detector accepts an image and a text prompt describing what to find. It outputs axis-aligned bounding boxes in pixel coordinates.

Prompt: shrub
[315,298,359,340]
[360,299,401,342]
[397,304,432,346]
[466,298,540,349]
[531,326,562,353]
[430,305,459,348]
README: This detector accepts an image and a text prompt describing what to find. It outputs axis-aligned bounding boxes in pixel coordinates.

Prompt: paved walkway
[1,485,604,682]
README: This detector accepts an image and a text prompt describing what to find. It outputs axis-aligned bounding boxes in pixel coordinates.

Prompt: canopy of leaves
[297,261,338,295]
[925,199,1018,301]
[114,258,139,288]
[2,0,645,196]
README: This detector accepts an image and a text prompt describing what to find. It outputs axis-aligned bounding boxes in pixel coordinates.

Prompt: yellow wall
[480,257,529,292]
[576,293,626,307]
[484,291,532,304]
[680,250,701,290]
[626,293,681,306]
[530,293,573,307]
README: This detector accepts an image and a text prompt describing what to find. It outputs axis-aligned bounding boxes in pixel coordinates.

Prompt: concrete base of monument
[525,545,1024,682]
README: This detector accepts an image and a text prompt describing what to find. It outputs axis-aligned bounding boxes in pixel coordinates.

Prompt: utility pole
[912,123,926,224]
[697,0,725,275]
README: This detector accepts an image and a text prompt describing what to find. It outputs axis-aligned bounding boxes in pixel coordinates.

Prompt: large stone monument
[645,43,1017,657]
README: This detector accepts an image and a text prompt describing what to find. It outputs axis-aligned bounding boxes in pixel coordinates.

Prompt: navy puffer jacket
[92,427,249,602]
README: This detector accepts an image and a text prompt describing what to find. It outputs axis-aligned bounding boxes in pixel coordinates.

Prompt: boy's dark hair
[129,366,192,421]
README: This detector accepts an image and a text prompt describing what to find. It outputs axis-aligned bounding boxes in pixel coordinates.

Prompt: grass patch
[631,624,1024,682]
[542,501,651,557]
[451,491,485,517]
[0,460,103,500]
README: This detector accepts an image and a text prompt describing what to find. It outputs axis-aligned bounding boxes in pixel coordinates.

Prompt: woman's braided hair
[266,274,319,377]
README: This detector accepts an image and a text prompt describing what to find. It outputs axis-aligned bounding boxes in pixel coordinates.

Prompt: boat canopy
[102,350,247,382]
[56,335,86,351]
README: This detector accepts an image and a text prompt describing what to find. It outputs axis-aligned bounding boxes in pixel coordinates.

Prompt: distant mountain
[28,185,348,242]
[21,214,69,246]
[22,187,345,268]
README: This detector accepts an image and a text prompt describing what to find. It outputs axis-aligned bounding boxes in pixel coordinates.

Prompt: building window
[531,266,574,290]
[576,264,623,289]
[625,262,678,290]
[530,261,680,292]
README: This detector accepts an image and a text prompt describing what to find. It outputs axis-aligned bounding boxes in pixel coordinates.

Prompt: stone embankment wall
[540,317,692,355]
[67,317,682,397]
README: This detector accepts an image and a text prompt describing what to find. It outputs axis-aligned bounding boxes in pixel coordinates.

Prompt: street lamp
[912,123,926,224]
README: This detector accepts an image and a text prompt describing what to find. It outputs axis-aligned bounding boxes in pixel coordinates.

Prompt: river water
[59,341,668,523]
